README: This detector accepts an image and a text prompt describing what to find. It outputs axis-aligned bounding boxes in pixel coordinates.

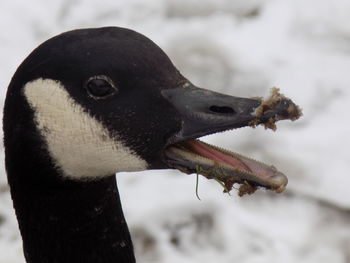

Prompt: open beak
[161,84,302,196]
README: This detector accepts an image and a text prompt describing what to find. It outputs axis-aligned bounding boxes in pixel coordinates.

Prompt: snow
[1,0,350,262]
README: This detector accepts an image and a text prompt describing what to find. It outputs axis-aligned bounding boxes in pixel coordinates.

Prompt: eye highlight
[85,75,118,99]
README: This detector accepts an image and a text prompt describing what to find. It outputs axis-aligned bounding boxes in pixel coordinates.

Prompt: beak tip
[251,89,302,130]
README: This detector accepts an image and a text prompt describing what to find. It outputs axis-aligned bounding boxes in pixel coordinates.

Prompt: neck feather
[7,166,135,263]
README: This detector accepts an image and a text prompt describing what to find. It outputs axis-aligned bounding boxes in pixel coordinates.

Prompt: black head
[5,27,187,179]
[4,26,291,183]
[3,26,297,263]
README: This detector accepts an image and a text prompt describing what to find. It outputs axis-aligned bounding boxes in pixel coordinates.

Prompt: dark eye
[85,75,118,99]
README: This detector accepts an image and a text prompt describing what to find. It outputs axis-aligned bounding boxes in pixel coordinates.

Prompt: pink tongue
[185,140,251,173]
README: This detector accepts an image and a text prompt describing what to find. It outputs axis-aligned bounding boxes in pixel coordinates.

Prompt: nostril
[209,105,236,114]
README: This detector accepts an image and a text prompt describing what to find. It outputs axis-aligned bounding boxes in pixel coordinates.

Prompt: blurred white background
[1,0,350,262]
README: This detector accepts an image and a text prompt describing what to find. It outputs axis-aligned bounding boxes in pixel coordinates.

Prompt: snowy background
[1,0,350,262]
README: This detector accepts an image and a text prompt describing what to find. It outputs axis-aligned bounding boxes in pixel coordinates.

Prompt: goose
[3,27,296,263]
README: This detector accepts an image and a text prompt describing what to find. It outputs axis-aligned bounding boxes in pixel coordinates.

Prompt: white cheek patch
[24,78,147,179]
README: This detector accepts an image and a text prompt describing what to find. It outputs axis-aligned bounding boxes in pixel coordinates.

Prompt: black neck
[9,174,135,263]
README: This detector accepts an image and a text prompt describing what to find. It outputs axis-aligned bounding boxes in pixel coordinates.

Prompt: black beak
[161,84,300,144]
[160,83,302,195]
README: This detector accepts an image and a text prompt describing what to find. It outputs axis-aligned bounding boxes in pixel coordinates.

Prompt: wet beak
[161,84,302,196]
